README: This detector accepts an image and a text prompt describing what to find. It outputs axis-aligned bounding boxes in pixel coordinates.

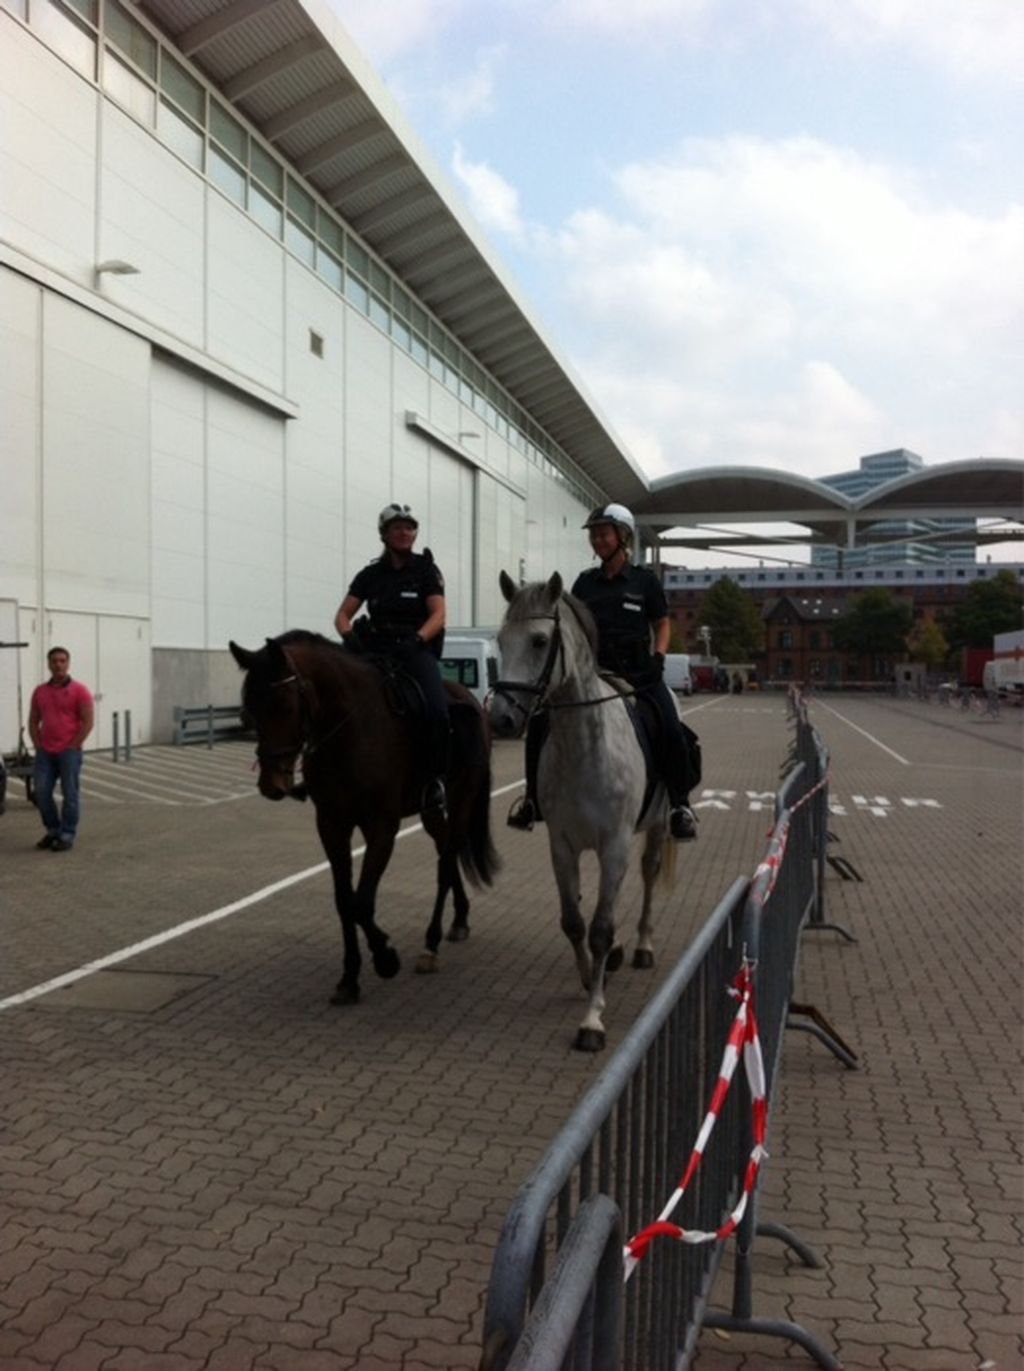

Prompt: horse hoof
[573,1027,606,1053]
[605,946,625,975]
[330,983,360,1006]
[415,951,439,974]
[447,925,470,943]
[373,947,401,980]
[632,948,654,970]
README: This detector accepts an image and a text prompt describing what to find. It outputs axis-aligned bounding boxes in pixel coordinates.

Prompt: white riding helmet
[582,502,636,544]
[378,502,419,536]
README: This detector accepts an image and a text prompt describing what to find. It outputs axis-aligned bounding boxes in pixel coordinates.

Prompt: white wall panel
[205,388,285,648]
[0,20,96,284]
[98,104,204,346]
[207,195,284,391]
[151,358,206,647]
[42,295,150,617]
[425,453,472,626]
[342,313,392,583]
[0,270,41,609]
[282,259,346,631]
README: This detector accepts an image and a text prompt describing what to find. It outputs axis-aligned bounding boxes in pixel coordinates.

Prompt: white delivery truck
[440,631,501,706]
[982,629,1024,702]
[663,653,693,695]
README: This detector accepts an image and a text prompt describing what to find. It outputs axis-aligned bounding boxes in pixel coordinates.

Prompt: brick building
[664,562,1024,683]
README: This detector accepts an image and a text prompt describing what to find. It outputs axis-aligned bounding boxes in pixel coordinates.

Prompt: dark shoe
[669,805,698,841]
[422,778,447,818]
[51,838,74,852]
[507,796,537,831]
[36,833,57,850]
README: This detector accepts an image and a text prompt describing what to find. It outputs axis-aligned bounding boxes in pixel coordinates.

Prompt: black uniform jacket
[571,562,667,677]
[348,551,445,654]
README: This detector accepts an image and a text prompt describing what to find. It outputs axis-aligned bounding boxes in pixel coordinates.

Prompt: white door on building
[98,616,152,747]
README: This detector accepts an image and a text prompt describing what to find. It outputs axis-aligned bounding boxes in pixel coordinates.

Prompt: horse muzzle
[257,765,297,800]
[488,692,529,739]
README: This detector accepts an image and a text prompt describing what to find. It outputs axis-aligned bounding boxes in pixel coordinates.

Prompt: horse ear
[229,640,256,669]
[499,570,518,604]
[545,572,563,604]
[264,637,287,666]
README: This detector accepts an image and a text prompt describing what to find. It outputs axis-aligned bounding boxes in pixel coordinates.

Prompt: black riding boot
[421,719,450,818]
[507,713,548,830]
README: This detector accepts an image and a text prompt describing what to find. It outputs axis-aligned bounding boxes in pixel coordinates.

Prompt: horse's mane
[510,582,600,660]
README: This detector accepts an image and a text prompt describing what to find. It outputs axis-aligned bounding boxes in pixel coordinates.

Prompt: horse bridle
[253,648,348,766]
[491,599,635,723]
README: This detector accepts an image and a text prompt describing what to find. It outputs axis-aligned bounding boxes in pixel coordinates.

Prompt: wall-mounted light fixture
[458,430,481,442]
[94,259,140,281]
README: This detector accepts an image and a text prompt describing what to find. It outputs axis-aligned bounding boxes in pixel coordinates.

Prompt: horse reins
[491,599,637,722]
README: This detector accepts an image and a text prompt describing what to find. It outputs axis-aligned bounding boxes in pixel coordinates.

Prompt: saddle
[599,674,662,825]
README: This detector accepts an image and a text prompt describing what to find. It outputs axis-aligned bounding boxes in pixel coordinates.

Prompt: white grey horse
[490,571,677,1052]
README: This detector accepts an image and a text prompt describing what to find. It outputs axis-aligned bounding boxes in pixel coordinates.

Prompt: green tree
[943,569,1023,650]
[699,577,763,662]
[832,589,914,666]
[907,618,949,671]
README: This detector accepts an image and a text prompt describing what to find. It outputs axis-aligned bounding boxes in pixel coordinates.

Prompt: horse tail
[454,707,501,888]
[659,830,677,888]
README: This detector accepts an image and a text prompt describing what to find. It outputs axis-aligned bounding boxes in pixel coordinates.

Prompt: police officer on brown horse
[335,503,450,817]
[508,502,700,840]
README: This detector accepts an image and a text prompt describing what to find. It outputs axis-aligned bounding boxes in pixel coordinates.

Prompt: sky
[332,0,1022,563]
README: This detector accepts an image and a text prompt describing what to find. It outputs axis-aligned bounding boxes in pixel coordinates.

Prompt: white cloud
[548,0,716,35]
[795,0,1024,81]
[451,143,526,238]
[437,45,505,126]
[549,136,1023,476]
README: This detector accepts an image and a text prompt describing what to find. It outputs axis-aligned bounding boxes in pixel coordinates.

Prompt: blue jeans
[34,749,83,844]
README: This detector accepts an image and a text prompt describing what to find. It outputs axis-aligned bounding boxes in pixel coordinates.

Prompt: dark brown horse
[229,631,500,1005]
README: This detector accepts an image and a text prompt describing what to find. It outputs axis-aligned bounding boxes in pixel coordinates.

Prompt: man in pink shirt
[28,647,94,852]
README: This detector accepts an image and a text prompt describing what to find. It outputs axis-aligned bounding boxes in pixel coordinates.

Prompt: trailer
[0,599,35,811]
[982,629,1024,703]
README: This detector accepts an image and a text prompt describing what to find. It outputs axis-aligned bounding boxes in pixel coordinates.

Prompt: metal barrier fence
[173,704,247,747]
[481,701,855,1370]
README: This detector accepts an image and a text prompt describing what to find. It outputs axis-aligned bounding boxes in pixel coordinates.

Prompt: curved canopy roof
[138,0,647,503]
[633,459,1024,551]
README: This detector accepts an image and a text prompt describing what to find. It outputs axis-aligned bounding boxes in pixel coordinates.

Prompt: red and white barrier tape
[623,963,767,1281]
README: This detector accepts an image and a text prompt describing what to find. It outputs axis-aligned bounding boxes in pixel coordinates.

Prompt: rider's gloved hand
[650,652,665,681]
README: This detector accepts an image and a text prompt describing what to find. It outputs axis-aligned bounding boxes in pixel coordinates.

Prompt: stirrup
[507,796,537,831]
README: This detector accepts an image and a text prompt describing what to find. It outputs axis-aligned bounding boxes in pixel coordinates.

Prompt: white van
[663,653,693,695]
[440,632,500,706]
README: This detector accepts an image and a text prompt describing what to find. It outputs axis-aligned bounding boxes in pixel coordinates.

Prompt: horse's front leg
[575,837,630,1053]
[549,834,588,993]
[320,825,363,1007]
[353,818,402,982]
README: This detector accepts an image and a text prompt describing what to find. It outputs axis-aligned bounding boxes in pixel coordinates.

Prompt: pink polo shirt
[31,679,94,753]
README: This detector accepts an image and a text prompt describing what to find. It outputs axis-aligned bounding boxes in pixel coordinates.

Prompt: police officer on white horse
[335,503,450,817]
[508,502,700,839]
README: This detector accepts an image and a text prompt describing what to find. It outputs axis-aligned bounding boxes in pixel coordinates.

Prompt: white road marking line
[0,779,525,1012]
[72,773,182,804]
[85,761,228,801]
[812,700,910,765]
